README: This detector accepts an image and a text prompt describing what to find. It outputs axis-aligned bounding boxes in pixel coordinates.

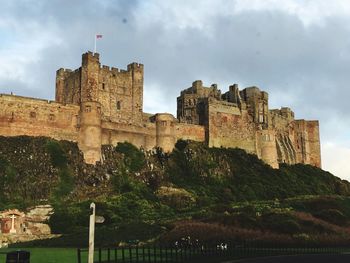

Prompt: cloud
[322,142,350,181]
[0,0,349,179]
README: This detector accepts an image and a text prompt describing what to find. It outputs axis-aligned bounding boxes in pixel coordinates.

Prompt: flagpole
[94,35,96,54]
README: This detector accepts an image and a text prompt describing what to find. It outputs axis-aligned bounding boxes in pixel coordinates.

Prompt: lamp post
[88,203,96,263]
[88,203,105,263]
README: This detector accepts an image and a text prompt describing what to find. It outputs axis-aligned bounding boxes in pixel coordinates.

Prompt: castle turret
[155,113,176,152]
[55,68,66,104]
[78,52,102,164]
[81,52,101,102]
[257,130,279,168]
[241,87,269,128]
[78,101,102,164]
[127,62,144,123]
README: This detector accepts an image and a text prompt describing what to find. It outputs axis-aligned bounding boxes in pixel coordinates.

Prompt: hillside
[1,136,350,247]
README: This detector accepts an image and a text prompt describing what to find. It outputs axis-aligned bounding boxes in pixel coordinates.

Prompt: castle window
[161,121,167,126]
[102,83,105,90]
[49,114,55,121]
[116,101,121,110]
[30,112,36,118]
[259,114,264,123]
[85,105,91,112]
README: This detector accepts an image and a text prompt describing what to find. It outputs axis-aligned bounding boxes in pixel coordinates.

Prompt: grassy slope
[1,137,350,247]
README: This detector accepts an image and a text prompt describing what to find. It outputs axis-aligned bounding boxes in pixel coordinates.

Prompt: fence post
[142,246,145,263]
[77,248,82,263]
[148,246,151,263]
[129,246,132,263]
[108,248,111,263]
[175,246,178,263]
[136,246,139,263]
[169,246,173,263]
[99,248,102,263]
[180,246,183,263]
[159,245,163,263]
[115,248,118,263]
[122,247,125,263]
[153,244,157,263]
[165,245,168,263]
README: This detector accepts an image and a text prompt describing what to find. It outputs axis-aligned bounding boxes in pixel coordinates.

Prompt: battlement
[0,51,321,168]
[240,86,268,100]
[127,62,144,71]
[111,67,119,74]
[85,51,100,59]
[270,107,295,120]
[56,68,73,75]
[82,51,100,66]
[0,93,61,105]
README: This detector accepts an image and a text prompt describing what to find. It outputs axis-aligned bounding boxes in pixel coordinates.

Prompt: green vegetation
[0,248,78,263]
[115,141,146,172]
[1,137,350,248]
[45,140,75,202]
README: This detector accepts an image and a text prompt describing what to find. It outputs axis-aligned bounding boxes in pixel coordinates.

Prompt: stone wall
[0,51,321,168]
[0,94,79,142]
[175,122,205,142]
[306,120,321,167]
[207,101,257,154]
[101,120,156,151]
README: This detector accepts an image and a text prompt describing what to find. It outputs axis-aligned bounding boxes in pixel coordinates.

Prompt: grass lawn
[0,248,81,263]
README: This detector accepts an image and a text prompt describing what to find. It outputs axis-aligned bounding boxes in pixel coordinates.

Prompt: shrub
[45,140,67,168]
[115,142,145,172]
[314,209,347,226]
[156,186,196,211]
[260,212,301,234]
[175,140,188,151]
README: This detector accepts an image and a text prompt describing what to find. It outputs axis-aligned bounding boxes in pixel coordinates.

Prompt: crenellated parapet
[176,80,321,169]
[0,51,321,168]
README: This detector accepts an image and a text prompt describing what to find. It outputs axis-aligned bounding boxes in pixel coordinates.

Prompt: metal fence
[77,242,350,263]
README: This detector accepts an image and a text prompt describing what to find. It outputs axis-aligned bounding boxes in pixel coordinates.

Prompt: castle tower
[257,130,279,168]
[155,113,176,152]
[240,87,269,129]
[78,52,102,164]
[127,63,144,123]
[81,52,101,102]
[78,101,102,164]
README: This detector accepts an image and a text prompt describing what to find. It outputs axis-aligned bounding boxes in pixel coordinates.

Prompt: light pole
[88,202,96,263]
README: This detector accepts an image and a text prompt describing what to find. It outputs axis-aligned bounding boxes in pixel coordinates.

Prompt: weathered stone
[0,205,55,245]
[0,52,321,168]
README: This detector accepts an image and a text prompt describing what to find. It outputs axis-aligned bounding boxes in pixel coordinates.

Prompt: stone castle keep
[0,52,321,168]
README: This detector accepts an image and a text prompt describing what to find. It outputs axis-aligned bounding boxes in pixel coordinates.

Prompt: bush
[45,140,67,168]
[115,142,145,172]
[314,209,348,226]
[156,186,196,211]
[260,212,301,234]
[175,140,188,151]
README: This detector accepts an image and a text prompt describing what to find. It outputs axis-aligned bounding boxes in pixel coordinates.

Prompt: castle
[0,52,321,169]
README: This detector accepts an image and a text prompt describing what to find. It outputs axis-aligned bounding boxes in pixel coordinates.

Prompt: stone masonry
[0,52,321,168]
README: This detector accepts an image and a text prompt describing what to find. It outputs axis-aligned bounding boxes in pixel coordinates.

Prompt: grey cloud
[0,1,349,177]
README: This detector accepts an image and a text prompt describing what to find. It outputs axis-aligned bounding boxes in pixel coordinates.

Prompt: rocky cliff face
[0,205,57,247]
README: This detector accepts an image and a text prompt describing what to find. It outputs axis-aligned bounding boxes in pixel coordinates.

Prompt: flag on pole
[94,34,103,54]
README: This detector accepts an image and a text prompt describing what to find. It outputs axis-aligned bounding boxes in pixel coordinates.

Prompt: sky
[0,0,349,180]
